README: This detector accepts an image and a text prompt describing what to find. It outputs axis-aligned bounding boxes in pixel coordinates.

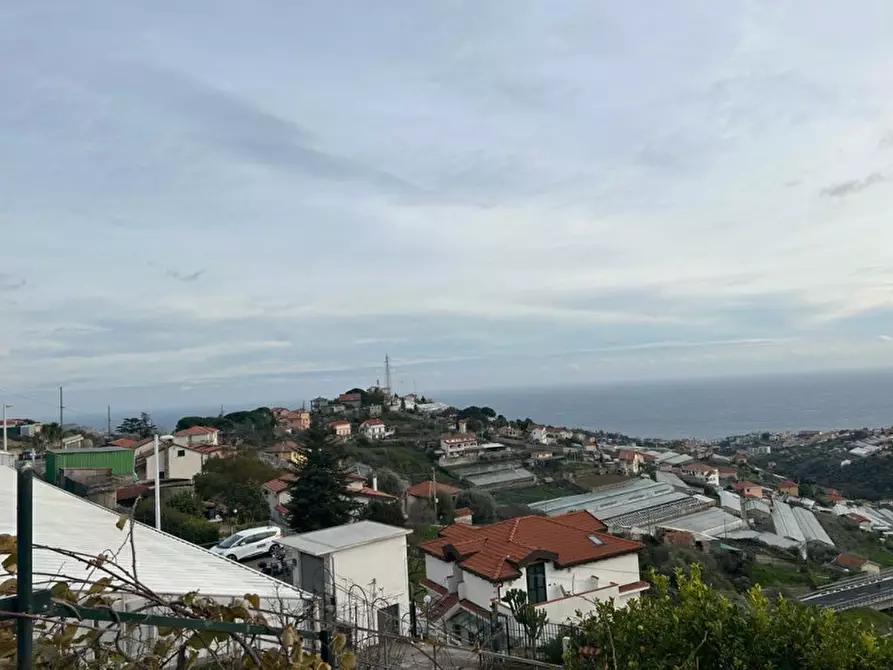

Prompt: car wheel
[227,554,238,562]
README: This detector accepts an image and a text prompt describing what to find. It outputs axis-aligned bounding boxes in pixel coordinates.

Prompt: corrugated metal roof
[529,478,675,516]
[277,520,411,556]
[1,466,310,600]
[655,471,690,490]
[791,506,834,546]
[773,501,806,543]
[719,490,742,515]
[659,508,746,538]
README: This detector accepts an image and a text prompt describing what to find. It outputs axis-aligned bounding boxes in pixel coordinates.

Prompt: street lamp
[2,403,11,453]
[153,433,175,531]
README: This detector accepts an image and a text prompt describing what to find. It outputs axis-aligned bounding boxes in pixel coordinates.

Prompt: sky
[3,1,893,419]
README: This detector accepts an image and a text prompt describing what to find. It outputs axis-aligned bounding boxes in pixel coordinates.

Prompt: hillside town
[6,369,893,665]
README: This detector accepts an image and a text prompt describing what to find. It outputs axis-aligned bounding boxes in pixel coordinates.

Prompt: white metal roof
[0,466,311,600]
[276,520,411,556]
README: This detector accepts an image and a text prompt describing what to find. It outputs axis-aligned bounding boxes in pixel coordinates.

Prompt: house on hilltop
[828,553,881,575]
[328,420,352,439]
[172,425,220,448]
[777,480,799,497]
[419,511,647,636]
[360,418,388,440]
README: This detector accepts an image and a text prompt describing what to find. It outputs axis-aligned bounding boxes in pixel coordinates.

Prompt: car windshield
[216,533,245,549]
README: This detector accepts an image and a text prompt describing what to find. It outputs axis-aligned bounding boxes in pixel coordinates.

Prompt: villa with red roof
[419,510,647,629]
[173,425,219,448]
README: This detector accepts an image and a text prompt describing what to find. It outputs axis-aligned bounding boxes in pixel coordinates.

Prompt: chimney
[372,475,378,492]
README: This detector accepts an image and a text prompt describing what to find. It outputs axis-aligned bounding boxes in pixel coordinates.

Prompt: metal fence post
[319,629,332,666]
[17,464,34,669]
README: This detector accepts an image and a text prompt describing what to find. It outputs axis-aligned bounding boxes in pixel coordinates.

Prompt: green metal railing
[1,465,331,669]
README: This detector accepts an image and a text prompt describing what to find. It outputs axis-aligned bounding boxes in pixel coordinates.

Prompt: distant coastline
[46,369,893,442]
[437,369,893,440]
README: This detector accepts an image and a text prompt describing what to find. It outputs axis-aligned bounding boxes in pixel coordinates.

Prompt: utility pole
[107,405,112,438]
[58,387,64,428]
[2,403,10,453]
[431,467,438,521]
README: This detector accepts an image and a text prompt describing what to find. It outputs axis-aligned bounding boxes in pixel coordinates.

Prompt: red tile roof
[109,438,138,448]
[618,580,649,593]
[420,579,448,596]
[832,553,870,570]
[338,393,362,402]
[684,463,717,473]
[263,475,296,494]
[406,480,461,498]
[275,504,289,516]
[350,487,397,501]
[361,418,384,427]
[420,511,640,583]
[174,425,219,437]
[328,420,351,427]
[455,507,473,518]
[847,513,870,524]
[778,480,798,488]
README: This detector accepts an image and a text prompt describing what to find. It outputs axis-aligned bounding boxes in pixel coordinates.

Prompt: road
[801,570,893,610]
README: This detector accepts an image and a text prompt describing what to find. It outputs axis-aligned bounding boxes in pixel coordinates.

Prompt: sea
[67,369,893,442]
[436,369,893,441]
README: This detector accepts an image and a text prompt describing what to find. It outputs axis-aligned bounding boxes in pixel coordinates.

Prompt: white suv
[211,526,283,562]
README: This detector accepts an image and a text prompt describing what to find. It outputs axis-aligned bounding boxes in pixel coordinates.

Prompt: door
[300,554,326,595]
[377,604,400,640]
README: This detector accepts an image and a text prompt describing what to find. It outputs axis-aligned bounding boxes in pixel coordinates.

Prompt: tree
[134,499,220,545]
[167,491,204,517]
[117,413,157,439]
[565,564,893,669]
[193,454,280,501]
[360,501,406,527]
[285,425,358,532]
[375,468,406,496]
[457,490,497,524]
[503,588,549,653]
[41,422,63,447]
[224,482,269,522]
[437,494,455,524]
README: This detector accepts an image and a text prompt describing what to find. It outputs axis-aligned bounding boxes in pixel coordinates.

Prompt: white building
[172,425,220,448]
[680,462,720,487]
[420,511,647,637]
[440,433,480,457]
[140,442,228,481]
[279,521,413,639]
[359,418,388,439]
[61,434,85,450]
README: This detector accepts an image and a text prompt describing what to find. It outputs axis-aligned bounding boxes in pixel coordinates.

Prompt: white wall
[460,571,500,606]
[424,555,453,590]
[331,536,411,635]
[167,447,204,480]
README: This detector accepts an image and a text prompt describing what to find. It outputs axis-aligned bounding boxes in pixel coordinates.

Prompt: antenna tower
[384,354,392,395]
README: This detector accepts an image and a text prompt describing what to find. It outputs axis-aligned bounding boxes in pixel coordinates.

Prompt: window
[526,563,547,604]
[176,449,186,457]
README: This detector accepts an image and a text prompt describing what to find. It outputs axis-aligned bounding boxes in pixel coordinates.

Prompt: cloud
[0,275,25,291]
[821,172,887,197]
[3,1,893,412]
[166,269,206,283]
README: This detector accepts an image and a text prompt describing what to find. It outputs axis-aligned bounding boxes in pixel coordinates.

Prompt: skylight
[588,535,603,545]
